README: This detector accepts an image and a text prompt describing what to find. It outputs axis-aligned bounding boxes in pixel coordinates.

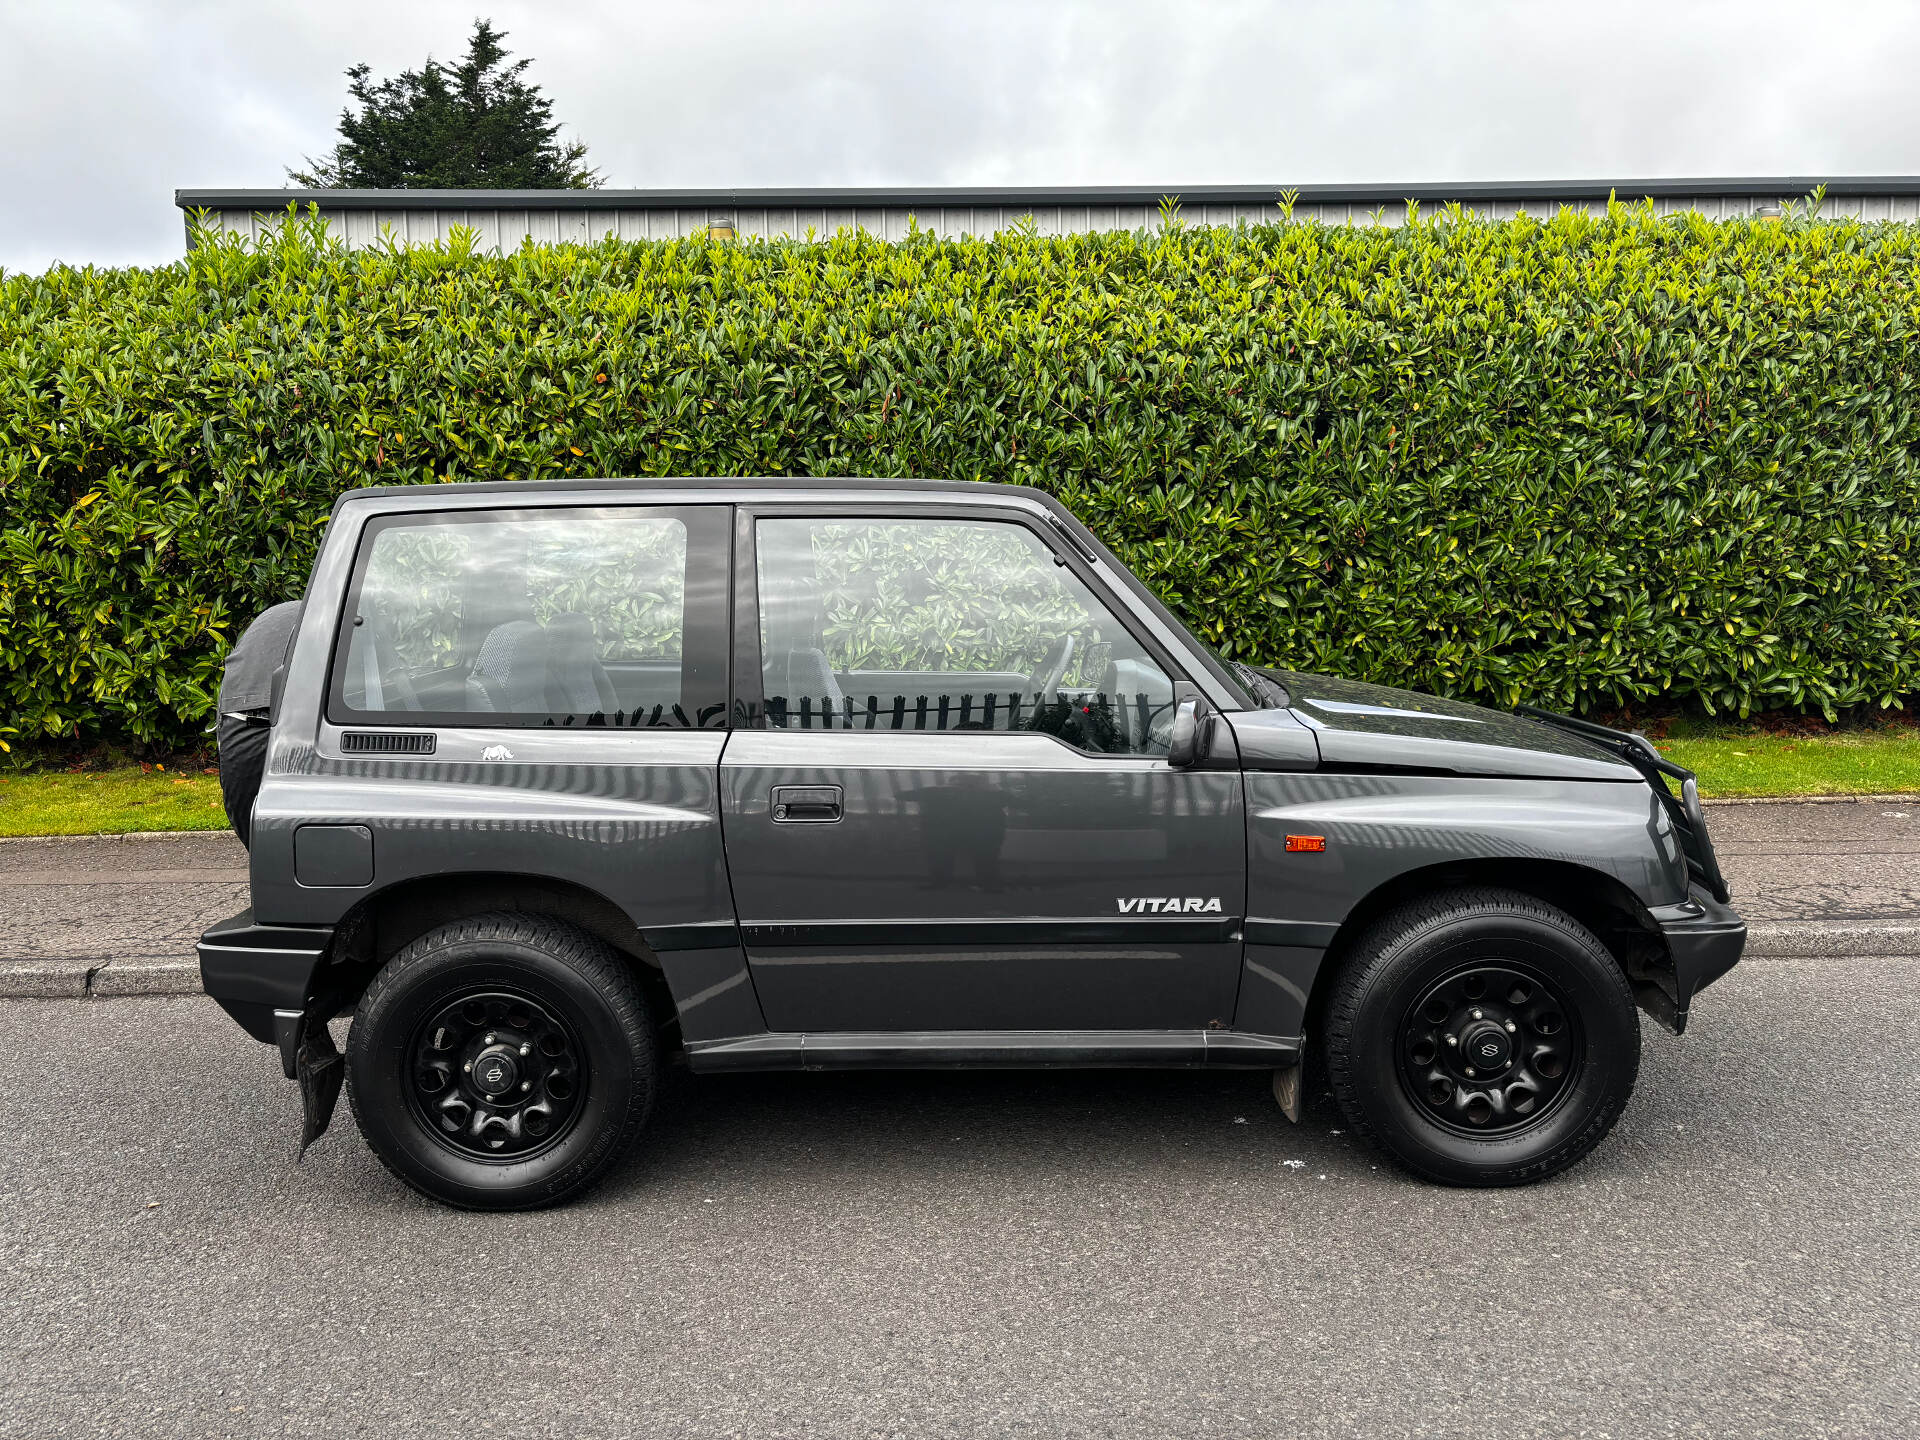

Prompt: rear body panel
[241,486,763,1047]
[247,727,758,1044]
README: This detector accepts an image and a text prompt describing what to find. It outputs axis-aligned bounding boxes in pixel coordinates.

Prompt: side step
[686,1028,1301,1073]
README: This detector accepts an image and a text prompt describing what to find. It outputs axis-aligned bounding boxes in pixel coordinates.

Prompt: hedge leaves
[2,203,1917,746]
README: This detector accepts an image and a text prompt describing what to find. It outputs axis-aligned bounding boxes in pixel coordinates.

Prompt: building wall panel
[192,186,1920,258]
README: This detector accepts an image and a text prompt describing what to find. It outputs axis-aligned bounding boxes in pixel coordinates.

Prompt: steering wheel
[1028,632,1078,702]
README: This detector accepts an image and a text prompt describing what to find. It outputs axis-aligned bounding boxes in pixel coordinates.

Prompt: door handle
[771,784,843,823]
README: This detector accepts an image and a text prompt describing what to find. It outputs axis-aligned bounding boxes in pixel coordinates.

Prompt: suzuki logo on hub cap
[1117,897,1223,914]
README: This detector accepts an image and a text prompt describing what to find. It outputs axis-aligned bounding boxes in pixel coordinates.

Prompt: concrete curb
[88,958,207,997]
[0,830,227,844]
[1740,920,1920,958]
[0,956,204,999]
[3,919,1916,999]
[0,960,96,999]
[1702,793,1919,807]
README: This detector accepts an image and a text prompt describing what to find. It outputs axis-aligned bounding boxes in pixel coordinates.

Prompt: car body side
[203,478,1742,1077]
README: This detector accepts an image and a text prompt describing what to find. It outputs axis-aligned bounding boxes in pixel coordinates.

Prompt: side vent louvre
[341,730,436,755]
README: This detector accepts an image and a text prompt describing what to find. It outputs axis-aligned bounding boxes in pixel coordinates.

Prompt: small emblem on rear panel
[1118,897,1223,914]
[481,744,515,762]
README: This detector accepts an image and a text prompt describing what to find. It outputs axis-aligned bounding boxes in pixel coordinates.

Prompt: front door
[720,508,1246,1034]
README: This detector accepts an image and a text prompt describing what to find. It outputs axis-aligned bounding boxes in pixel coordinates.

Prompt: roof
[175,177,1904,213]
[336,475,1053,505]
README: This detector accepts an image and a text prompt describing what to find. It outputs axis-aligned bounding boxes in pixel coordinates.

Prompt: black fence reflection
[533,701,728,729]
[766,690,1168,754]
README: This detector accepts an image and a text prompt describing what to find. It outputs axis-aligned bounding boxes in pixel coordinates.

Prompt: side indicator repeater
[1285,835,1327,853]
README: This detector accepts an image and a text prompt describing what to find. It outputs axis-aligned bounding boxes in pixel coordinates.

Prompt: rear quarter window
[329,505,729,729]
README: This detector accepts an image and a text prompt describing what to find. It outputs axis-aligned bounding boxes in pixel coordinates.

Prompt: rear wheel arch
[322,873,675,1036]
[346,909,659,1209]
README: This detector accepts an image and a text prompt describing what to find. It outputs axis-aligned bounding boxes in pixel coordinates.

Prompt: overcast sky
[3,0,1918,273]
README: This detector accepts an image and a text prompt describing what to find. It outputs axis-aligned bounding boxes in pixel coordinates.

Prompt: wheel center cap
[471,1047,520,1098]
[1460,1023,1512,1074]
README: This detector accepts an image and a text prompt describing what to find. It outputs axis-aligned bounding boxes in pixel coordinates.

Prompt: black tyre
[346,913,656,1210]
[216,715,268,847]
[215,598,304,849]
[1322,888,1639,1187]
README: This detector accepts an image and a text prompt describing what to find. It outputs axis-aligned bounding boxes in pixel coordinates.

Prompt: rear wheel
[346,913,656,1210]
[1322,888,1639,1186]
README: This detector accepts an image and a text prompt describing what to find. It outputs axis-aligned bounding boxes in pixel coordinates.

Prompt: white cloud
[3,0,1918,272]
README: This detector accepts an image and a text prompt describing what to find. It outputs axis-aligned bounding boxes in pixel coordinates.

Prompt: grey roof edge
[332,475,1056,505]
[173,177,1900,213]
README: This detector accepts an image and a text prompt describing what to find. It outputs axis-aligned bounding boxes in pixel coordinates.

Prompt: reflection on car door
[719,509,1246,1034]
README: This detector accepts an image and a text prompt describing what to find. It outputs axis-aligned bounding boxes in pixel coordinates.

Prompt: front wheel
[346,913,656,1210]
[1322,888,1640,1186]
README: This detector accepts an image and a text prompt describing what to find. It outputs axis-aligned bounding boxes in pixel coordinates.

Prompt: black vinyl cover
[219,600,304,717]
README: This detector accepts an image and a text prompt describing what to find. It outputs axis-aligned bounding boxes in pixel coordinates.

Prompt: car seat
[545,613,619,719]
[465,621,549,713]
[779,646,845,727]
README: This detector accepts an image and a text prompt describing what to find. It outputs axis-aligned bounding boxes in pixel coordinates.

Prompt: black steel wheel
[1396,962,1583,1137]
[347,913,655,1211]
[407,989,588,1161]
[1323,887,1639,1187]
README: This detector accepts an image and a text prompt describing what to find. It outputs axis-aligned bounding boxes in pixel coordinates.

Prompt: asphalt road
[3,952,1916,1439]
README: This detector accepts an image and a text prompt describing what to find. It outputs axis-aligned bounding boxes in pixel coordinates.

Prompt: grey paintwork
[1224,706,1320,772]
[1231,770,1687,1039]
[1270,669,1646,781]
[722,729,1246,1031]
[205,475,1740,1075]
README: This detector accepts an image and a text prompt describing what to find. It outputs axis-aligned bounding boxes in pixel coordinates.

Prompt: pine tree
[289,20,599,189]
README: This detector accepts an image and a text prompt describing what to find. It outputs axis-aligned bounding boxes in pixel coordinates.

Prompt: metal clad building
[176,180,1920,253]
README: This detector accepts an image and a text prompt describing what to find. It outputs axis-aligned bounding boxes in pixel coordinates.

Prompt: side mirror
[1168,698,1205,769]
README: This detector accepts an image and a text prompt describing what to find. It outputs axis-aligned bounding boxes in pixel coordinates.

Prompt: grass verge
[0,768,228,838]
[2,724,1918,837]
[1656,732,1920,799]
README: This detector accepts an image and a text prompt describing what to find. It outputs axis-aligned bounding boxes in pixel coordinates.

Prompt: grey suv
[202,478,1746,1209]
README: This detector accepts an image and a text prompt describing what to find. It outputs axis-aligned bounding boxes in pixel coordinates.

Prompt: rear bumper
[198,908,334,1065]
[1642,887,1747,1033]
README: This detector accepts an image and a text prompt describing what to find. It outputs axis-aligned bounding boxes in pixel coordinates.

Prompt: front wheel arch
[1320,885,1641,1185]
[1301,858,1663,1045]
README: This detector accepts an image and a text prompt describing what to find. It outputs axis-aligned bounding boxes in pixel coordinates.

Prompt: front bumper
[198,908,335,1074]
[1642,887,1748,1033]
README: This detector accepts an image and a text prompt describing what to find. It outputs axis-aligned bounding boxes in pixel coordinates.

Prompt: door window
[755,516,1177,755]
[331,506,728,728]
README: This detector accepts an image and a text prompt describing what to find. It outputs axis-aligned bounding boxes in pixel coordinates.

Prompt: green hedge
[4,203,1919,748]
